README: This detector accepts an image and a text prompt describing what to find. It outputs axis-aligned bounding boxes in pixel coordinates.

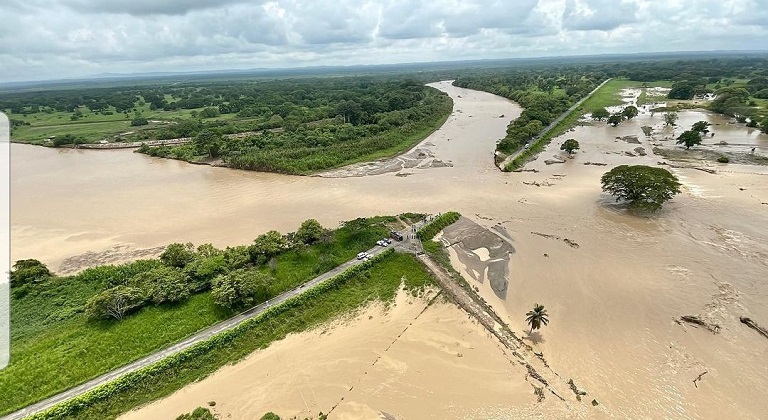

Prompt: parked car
[390,231,404,241]
[357,252,367,260]
[384,238,392,244]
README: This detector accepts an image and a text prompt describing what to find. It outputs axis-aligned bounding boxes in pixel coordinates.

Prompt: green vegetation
[676,130,703,149]
[717,155,730,163]
[454,69,601,158]
[1,216,396,416]
[176,407,215,420]
[451,57,768,171]
[418,211,461,241]
[27,250,434,420]
[664,111,679,126]
[560,139,580,155]
[601,165,682,212]
[525,303,550,335]
[3,77,453,174]
[260,413,282,420]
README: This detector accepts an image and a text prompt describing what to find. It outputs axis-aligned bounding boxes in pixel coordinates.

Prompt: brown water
[11,81,768,419]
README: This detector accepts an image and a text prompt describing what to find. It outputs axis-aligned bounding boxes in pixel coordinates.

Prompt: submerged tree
[676,130,703,149]
[560,138,580,156]
[622,105,639,120]
[591,107,610,121]
[601,165,681,212]
[663,111,678,126]
[691,120,711,134]
[525,303,550,335]
[607,114,623,127]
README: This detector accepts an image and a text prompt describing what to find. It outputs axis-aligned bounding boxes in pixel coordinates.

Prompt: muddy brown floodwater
[12,81,768,419]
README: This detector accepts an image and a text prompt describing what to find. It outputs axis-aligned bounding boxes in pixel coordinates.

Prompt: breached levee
[439,216,514,297]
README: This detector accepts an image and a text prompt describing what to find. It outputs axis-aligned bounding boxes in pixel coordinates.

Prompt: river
[11,81,768,419]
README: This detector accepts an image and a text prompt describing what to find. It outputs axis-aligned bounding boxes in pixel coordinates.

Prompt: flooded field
[11,81,768,419]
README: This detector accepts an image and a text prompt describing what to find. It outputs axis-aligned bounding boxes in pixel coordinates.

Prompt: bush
[717,155,730,163]
[85,286,146,320]
[176,407,215,420]
[184,255,229,292]
[295,219,325,245]
[129,267,191,304]
[9,259,52,288]
[160,243,196,268]
[260,413,281,420]
[601,165,681,212]
[211,269,272,309]
[418,212,461,240]
[248,231,289,263]
[130,117,148,126]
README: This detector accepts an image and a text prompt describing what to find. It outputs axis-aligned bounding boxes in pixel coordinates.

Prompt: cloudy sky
[1,0,766,82]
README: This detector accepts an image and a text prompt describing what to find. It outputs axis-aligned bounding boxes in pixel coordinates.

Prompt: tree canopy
[601,165,682,212]
[211,269,272,309]
[525,303,549,334]
[560,139,580,155]
[677,130,703,149]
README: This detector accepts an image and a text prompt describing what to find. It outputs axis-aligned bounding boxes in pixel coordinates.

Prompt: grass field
[0,217,395,416]
[582,79,673,111]
[32,252,435,420]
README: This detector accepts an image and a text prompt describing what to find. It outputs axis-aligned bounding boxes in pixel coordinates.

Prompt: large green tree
[677,130,703,149]
[560,138,580,156]
[601,165,682,212]
[295,219,325,245]
[622,105,639,119]
[248,230,289,263]
[525,303,549,335]
[9,259,52,288]
[691,120,711,134]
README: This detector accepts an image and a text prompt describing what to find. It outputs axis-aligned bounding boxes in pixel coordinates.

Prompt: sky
[1,0,767,82]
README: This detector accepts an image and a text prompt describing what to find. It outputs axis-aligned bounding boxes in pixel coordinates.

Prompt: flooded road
[11,81,768,419]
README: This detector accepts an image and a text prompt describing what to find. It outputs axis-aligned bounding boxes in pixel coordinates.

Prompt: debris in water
[740,316,768,339]
[693,371,708,388]
[677,315,721,334]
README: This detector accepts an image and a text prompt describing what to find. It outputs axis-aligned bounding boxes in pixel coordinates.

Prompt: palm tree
[525,303,549,335]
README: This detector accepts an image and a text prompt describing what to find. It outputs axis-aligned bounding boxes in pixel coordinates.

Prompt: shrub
[9,259,52,287]
[418,212,461,240]
[129,267,191,304]
[295,219,325,245]
[176,407,215,420]
[211,269,272,309]
[160,243,196,268]
[184,255,229,292]
[260,413,281,420]
[717,155,730,163]
[85,286,146,320]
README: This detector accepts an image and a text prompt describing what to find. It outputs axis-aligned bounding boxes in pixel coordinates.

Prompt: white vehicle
[380,240,388,247]
[357,252,367,260]
[384,238,392,244]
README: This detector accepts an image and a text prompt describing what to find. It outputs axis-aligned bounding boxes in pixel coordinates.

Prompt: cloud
[63,0,258,16]
[0,0,765,82]
[562,0,638,31]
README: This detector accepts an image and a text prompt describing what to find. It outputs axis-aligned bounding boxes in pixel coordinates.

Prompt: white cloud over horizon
[1,0,766,82]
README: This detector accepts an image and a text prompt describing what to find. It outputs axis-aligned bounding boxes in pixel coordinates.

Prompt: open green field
[31,251,434,420]
[583,78,673,110]
[1,216,402,416]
